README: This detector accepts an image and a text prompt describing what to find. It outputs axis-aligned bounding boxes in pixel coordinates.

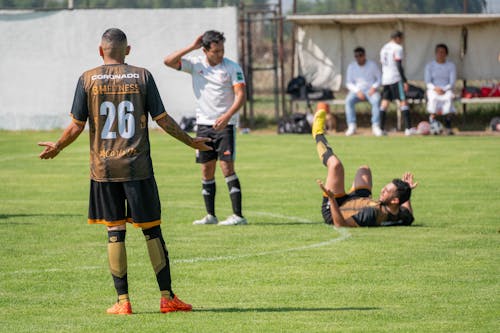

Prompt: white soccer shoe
[404,128,418,136]
[345,123,356,136]
[372,124,384,137]
[192,214,218,225]
[218,214,248,226]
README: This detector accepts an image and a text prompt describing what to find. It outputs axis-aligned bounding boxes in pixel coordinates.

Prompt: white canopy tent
[286,14,500,91]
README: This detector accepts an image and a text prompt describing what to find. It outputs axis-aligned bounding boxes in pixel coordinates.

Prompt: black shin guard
[402,108,411,129]
[380,110,386,130]
[202,179,216,216]
[108,230,128,296]
[143,226,173,295]
[315,134,334,167]
[226,174,242,217]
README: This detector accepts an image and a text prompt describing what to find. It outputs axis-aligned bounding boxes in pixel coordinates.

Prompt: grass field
[0,130,499,332]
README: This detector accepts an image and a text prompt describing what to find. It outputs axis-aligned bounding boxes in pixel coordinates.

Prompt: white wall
[0,8,239,130]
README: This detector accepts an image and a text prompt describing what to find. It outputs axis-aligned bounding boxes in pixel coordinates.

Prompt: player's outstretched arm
[38,121,85,159]
[317,180,359,228]
[401,172,417,213]
[156,113,211,151]
[163,35,203,69]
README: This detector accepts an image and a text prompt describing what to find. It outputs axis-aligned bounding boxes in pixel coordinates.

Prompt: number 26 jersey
[71,64,167,182]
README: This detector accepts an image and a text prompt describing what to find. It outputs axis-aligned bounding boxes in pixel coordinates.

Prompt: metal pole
[278,0,287,118]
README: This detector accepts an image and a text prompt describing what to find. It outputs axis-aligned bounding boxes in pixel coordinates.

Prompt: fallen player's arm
[317,180,359,228]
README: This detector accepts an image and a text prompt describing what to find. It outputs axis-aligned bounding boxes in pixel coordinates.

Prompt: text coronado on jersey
[91,73,140,80]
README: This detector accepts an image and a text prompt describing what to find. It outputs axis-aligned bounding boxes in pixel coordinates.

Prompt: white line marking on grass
[173,210,351,264]
[0,211,351,275]
[174,227,351,264]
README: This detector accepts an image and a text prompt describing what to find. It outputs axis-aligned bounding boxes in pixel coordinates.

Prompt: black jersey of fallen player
[340,197,414,227]
[71,64,167,182]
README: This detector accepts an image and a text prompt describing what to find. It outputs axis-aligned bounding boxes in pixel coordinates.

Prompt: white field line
[0,211,350,276]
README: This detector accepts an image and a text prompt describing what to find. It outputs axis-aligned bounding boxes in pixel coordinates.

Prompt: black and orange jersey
[340,197,414,227]
[71,64,167,182]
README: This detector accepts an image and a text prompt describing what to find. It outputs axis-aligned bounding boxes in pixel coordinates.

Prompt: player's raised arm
[163,35,203,69]
[155,113,211,151]
[38,120,85,159]
[401,172,417,213]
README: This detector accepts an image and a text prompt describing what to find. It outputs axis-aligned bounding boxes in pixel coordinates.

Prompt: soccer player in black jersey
[312,104,418,228]
[38,28,211,315]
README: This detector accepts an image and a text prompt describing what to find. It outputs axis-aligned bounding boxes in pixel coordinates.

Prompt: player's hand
[356,91,366,101]
[38,141,61,159]
[402,172,418,190]
[192,35,204,50]
[213,114,231,131]
[403,82,409,92]
[435,87,445,95]
[316,179,335,199]
[191,137,212,151]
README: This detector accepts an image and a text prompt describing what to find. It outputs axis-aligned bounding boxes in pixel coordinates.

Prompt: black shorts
[196,124,236,163]
[382,81,406,102]
[321,189,372,225]
[88,177,161,229]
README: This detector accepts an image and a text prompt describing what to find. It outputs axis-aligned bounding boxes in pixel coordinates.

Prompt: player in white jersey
[425,43,457,135]
[344,47,383,136]
[379,30,414,136]
[164,30,247,226]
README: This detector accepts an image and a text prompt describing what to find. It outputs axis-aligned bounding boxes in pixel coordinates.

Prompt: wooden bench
[459,97,500,124]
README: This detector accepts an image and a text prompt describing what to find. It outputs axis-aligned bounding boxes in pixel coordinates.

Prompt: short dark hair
[354,47,365,55]
[102,28,127,46]
[392,178,412,205]
[391,30,404,39]
[201,30,225,50]
[435,43,449,55]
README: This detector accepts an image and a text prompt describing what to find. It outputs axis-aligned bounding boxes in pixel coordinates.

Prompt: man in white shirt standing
[344,47,383,136]
[425,43,457,135]
[379,30,414,135]
[164,30,247,226]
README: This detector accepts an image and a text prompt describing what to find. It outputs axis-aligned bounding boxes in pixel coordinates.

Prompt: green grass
[0,130,499,332]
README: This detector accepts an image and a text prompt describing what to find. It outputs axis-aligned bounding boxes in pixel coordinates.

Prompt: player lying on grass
[38,28,211,315]
[313,104,417,227]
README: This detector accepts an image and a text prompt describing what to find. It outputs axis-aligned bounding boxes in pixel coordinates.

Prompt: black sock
[401,106,411,129]
[143,226,173,296]
[380,110,386,130]
[226,174,242,217]
[315,134,334,167]
[202,179,216,216]
[444,115,452,129]
[108,230,128,296]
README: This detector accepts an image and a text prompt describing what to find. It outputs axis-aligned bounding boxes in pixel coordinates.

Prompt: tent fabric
[287,14,500,92]
[0,8,238,130]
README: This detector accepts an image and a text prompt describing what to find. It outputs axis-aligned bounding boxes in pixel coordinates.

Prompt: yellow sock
[161,290,173,300]
[118,294,130,304]
[312,109,327,138]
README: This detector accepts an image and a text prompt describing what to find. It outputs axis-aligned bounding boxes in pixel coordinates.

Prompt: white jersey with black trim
[181,55,246,126]
[380,40,404,85]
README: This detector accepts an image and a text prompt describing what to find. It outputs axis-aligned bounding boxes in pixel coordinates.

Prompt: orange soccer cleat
[160,295,193,313]
[106,301,133,315]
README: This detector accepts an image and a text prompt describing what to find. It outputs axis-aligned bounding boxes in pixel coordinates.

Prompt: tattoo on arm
[157,114,193,147]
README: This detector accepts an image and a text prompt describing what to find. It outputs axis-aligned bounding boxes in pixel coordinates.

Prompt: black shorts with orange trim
[88,177,161,229]
[321,188,372,225]
[196,124,236,163]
